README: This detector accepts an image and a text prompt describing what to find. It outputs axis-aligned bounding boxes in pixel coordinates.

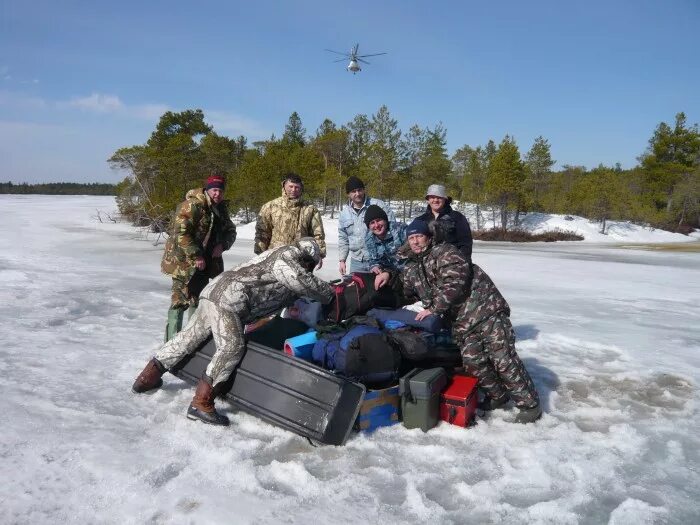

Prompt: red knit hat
[206,175,226,190]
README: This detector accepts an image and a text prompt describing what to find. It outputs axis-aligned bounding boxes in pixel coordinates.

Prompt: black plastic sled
[170,338,366,446]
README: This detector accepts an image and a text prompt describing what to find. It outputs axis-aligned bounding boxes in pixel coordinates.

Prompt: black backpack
[344,332,403,388]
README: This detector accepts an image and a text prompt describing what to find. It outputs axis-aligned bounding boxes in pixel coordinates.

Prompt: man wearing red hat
[160,173,237,341]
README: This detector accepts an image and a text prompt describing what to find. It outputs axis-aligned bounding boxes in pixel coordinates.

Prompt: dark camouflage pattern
[451,264,510,336]
[170,277,190,309]
[459,312,539,409]
[254,194,326,256]
[401,242,470,319]
[160,188,237,283]
[402,243,538,409]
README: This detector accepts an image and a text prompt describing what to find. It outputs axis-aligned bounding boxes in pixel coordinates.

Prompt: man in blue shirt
[338,176,395,275]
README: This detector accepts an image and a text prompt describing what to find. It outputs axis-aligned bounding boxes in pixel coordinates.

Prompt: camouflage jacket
[402,242,509,334]
[201,245,334,322]
[254,194,326,256]
[160,188,237,281]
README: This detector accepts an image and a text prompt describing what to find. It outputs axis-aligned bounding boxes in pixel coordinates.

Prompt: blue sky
[1,0,698,183]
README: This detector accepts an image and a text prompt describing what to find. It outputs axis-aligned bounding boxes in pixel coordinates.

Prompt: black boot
[132,358,166,394]
[186,376,230,426]
[478,394,509,411]
[514,404,542,424]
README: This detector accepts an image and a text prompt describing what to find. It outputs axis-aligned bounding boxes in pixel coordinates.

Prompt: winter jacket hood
[161,187,237,281]
[254,195,326,256]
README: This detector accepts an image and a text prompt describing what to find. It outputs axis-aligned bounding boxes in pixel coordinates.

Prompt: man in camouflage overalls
[401,219,541,423]
[254,173,326,265]
[160,174,237,341]
[133,238,334,426]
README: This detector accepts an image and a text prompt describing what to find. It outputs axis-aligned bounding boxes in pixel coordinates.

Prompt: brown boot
[186,376,230,426]
[132,358,166,394]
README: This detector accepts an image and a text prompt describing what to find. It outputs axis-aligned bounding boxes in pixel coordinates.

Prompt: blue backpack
[312,325,402,386]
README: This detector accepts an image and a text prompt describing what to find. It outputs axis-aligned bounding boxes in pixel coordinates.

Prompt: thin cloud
[0,90,48,109]
[205,110,268,139]
[130,103,170,120]
[68,93,124,113]
[3,88,266,137]
[61,92,169,120]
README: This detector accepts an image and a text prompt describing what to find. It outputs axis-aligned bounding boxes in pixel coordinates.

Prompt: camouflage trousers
[155,298,246,387]
[456,312,539,409]
[171,277,197,309]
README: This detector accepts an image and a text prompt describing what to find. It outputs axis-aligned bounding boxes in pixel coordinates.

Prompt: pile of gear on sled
[170,270,483,445]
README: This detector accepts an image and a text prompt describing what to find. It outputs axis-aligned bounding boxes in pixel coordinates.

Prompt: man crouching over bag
[132,238,334,426]
[402,219,542,424]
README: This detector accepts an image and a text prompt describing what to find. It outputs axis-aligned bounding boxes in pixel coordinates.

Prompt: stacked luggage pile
[170,272,480,445]
[283,308,479,435]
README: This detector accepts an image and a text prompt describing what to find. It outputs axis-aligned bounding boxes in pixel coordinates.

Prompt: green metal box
[399,367,447,432]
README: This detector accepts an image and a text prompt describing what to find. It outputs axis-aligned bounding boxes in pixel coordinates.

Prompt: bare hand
[339,261,346,275]
[195,256,206,271]
[212,244,224,258]
[415,309,433,321]
[374,272,390,289]
[370,266,381,275]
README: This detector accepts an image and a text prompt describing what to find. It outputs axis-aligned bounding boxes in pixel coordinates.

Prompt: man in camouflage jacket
[160,175,237,340]
[401,219,541,423]
[133,238,334,426]
[254,173,326,261]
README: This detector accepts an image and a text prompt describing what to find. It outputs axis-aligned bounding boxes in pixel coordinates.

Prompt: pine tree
[313,119,350,215]
[282,112,307,147]
[453,145,488,230]
[640,112,700,213]
[524,136,555,211]
[368,105,401,199]
[485,136,525,230]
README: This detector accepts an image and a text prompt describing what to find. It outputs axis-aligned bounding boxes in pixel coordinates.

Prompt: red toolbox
[439,374,478,427]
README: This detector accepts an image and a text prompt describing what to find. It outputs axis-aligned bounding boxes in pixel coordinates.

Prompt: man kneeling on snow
[132,238,334,426]
[402,219,542,424]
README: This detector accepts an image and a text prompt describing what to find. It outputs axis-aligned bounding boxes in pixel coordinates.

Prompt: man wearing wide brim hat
[416,183,473,261]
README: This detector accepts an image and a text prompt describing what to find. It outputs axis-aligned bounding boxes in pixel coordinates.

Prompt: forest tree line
[109,107,700,234]
[0,181,117,195]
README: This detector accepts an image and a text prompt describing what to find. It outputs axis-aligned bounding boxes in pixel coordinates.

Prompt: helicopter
[325,43,387,74]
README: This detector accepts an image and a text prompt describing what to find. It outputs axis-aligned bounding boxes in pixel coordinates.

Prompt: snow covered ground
[1,195,699,525]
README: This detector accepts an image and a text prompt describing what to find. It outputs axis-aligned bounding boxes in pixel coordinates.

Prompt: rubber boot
[132,358,166,394]
[164,307,185,342]
[478,394,509,411]
[186,376,230,426]
[514,404,542,424]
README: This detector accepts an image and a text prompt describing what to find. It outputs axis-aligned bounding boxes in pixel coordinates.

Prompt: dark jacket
[417,202,472,261]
